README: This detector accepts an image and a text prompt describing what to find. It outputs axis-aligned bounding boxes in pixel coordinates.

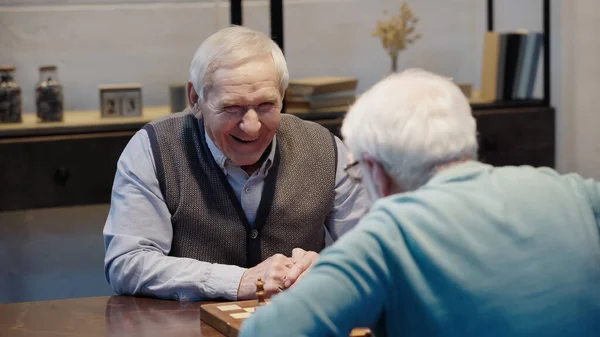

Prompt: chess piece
[256,278,266,306]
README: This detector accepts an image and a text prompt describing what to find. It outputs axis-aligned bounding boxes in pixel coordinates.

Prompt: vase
[390,53,398,73]
[36,65,64,122]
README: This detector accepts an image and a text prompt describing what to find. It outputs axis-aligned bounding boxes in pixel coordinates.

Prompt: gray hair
[341,68,478,191]
[188,25,289,101]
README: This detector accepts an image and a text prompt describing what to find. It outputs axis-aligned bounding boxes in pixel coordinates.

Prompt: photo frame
[99,84,142,118]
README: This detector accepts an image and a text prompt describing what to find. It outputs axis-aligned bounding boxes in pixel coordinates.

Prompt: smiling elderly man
[103,26,369,301]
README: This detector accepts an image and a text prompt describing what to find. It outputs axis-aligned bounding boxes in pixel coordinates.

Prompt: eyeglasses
[343,160,362,184]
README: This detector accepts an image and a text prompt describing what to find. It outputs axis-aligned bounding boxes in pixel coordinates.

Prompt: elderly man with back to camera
[239,68,600,337]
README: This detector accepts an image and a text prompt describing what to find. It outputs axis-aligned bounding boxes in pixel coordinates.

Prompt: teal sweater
[239,161,600,336]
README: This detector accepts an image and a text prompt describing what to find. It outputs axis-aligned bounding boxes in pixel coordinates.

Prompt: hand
[237,254,293,300]
[284,248,320,288]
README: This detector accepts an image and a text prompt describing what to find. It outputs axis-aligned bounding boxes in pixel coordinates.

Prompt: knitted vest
[143,112,337,268]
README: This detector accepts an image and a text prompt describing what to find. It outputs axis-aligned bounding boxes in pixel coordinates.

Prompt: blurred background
[1,0,598,304]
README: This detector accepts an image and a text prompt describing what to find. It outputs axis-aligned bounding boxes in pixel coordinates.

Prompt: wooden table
[0,296,224,337]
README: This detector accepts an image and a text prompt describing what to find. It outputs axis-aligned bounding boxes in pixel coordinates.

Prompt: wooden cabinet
[475,106,555,167]
[0,105,555,212]
[0,132,134,211]
[313,105,555,169]
[0,108,169,212]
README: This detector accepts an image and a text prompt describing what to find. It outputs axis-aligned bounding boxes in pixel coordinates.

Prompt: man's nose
[239,109,261,136]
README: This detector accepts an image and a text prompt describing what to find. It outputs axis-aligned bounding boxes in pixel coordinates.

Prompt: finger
[284,252,319,288]
[297,251,319,268]
[291,248,306,263]
[284,265,304,289]
[271,253,293,266]
[264,282,285,296]
[265,265,291,285]
[289,270,308,289]
[271,260,293,275]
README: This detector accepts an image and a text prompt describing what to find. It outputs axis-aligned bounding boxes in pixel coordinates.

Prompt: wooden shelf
[0,100,550,139]
[0,103,554,211]
[0,106,171,139]
[471,99,545,111]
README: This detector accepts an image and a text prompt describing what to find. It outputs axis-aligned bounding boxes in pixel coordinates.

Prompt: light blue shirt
[204,128,275,226]
[240,161,600,337]
[103,120,369,301]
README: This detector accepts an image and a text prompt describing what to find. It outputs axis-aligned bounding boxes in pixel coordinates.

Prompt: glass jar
[36,65,64,122]
[0,65,22,123]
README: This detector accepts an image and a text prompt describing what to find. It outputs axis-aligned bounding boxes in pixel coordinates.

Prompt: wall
[1,0,548,113]
[557,0,600,179]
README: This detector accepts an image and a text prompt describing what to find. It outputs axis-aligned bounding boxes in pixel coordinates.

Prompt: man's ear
[187,81,198,107]
[362,155,395,197]
[187,81,202,119]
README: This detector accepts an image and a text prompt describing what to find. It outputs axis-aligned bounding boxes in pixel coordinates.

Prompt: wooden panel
[0,296,224,337]
[475,106,555,167]
[0,106,170,138]
[0,131,134,211]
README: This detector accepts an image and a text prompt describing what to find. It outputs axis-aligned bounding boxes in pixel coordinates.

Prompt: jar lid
[0,65,16,72]
[39,65,57,71]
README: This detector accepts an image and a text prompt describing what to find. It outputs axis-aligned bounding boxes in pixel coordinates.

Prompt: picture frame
[99,84,142,118]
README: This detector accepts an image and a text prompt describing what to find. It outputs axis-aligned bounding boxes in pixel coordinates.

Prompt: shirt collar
[201,120,277,175]
[204,128,228,169]
[424,160,490,187]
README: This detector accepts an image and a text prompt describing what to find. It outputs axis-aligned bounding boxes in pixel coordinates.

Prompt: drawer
[475,107,555,167]
[0,132,135,211]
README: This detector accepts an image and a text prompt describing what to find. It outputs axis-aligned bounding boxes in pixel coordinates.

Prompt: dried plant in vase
[372,2,422,73]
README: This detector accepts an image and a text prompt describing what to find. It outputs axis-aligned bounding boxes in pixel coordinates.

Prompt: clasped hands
[237,248,319,300]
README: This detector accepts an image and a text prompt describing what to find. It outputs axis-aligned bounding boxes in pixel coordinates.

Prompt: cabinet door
[0,132,135,211]
[475,107,555,168]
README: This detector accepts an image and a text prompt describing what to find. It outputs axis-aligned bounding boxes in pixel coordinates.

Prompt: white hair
[341,68,478,191]
[188,25,289,101]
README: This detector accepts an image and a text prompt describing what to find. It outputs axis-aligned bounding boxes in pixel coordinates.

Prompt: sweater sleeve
[239,210,398,336]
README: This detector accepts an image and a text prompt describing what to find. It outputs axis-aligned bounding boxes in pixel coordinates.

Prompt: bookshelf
[246,0,555,170]
[232,0,551,110]
[483,0,551,109]
[229,1,284,52]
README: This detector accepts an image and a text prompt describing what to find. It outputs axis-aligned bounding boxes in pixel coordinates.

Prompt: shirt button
[250,229,259,239]
[244,186,251,194]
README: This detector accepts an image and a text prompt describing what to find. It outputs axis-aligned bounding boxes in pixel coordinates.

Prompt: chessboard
[200,299,372,337]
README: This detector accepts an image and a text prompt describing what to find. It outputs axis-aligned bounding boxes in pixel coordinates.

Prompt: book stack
[284,76,358,114]
[480,31,544,102]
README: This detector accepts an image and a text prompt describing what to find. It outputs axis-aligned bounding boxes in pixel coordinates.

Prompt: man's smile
[231,135,258,144]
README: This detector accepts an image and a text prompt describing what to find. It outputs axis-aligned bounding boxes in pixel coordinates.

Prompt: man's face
[199,54,282,167]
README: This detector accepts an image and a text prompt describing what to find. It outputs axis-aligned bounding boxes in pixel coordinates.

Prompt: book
[285,91,356,110]
[501,33,525,100]
[287,76,358,96]
[482,31,543,101]
[480,31,501,102]
[285,104,351,114]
